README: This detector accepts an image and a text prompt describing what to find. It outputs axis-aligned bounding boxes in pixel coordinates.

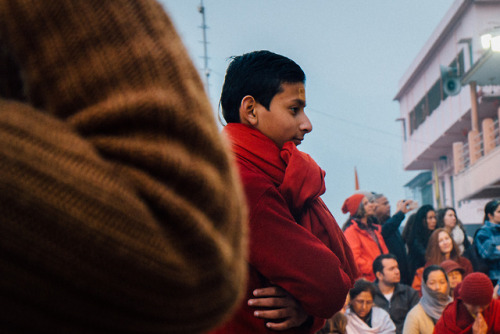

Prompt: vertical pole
[470,81,479,132]
[468,129,481,165]
[482,118,495,155]
[198,0,210,94]
[452,142,464,175]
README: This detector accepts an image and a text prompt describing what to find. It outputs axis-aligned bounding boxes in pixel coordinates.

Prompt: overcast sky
[160,0,456,223]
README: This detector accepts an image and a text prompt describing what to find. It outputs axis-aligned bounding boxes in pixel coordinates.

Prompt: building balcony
[453,113,500,201]
[401,88,500,170]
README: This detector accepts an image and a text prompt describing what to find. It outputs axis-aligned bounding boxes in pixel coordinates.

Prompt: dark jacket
[373,283,420,334]
[380,211,412,285]
[407,225,433,280]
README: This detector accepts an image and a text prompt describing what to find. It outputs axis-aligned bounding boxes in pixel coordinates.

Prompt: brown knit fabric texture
[0,1,247,333]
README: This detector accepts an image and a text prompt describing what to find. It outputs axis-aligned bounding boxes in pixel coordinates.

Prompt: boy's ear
[239,95,258,126]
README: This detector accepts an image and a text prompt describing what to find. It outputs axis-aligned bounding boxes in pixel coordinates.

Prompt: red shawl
[224,123,359,283]
[434,298,500,333]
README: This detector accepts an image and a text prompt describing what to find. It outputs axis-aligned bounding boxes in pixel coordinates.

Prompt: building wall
[397,1,500,225]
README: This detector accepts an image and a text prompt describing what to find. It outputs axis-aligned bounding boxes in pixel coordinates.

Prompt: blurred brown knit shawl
[0,0,247,333]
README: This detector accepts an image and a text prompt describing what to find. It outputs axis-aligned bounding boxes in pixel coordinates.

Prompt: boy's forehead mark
[298,86,305,100]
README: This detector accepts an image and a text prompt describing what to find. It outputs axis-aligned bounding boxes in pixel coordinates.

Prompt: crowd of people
[2,1,500,333]
[319,197,500,334]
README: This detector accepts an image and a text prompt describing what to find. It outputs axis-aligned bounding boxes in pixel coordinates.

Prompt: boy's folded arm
[248,186,352,319]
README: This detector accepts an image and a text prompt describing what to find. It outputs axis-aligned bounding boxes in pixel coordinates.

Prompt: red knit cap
[459,272,493,306]
[342,194,365,216]
[440,260,465,275]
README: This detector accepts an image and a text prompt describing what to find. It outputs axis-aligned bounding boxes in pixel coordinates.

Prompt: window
[409,50,464,134]
[410,110,416,135]
[428,80,441,116]
[443,50,464,101]
[414,96,428,128]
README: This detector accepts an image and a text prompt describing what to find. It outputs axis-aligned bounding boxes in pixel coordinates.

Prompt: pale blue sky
[160,0,455,222]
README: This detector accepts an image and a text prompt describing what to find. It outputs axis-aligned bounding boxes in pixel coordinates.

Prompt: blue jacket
[475,221,500,281]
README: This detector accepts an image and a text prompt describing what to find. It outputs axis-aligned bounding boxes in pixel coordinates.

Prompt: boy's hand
[248,286,309,331]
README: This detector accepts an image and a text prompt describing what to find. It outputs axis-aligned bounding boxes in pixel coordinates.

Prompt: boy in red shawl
[434,272,500,333]
[211,50,359,334]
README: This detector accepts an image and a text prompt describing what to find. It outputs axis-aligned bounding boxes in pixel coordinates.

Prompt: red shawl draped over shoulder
[434,298,500,333]
[220,124,358,332]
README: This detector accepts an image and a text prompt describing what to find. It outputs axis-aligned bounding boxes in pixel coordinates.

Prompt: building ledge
[462,49,500,86]
[454,145,500,201]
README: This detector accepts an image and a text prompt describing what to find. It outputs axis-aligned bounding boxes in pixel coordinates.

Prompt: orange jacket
[344,220,389,281]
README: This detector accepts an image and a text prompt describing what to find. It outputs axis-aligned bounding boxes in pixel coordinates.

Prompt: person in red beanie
[440,259,465,298]
[434,272,500,333]
[342,193,389,281]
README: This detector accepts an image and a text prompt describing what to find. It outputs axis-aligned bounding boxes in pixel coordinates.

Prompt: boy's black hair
[220,50,305,123]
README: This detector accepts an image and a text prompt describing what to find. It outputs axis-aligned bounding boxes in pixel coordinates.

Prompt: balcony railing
[453,116,500,174]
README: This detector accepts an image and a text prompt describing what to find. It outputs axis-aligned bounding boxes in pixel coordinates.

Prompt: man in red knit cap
[212,50,359,334]
[434,272,500,333]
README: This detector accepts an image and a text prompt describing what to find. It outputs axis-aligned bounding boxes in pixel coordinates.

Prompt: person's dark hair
[415,205,435,230]
[349,279,376,300]
[436,207,465,229]
[484,200,500,223]
[354,201,367,219]
[423,265,448,284]
[220,50,305,124]
[321,312,347,334]
[402,212,416,245]
[372,253,398,278]
[406,205,435,253]
[425,228,460,263]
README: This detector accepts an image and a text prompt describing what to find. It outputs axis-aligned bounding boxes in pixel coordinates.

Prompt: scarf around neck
[420,278,452,322]
[345,307,395,334]
[223,123,359,281]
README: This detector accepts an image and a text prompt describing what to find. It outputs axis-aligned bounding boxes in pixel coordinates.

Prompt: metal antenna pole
[198,0,210,94]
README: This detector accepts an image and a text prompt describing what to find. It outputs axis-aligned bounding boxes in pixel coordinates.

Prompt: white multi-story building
[395,0,500,227]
